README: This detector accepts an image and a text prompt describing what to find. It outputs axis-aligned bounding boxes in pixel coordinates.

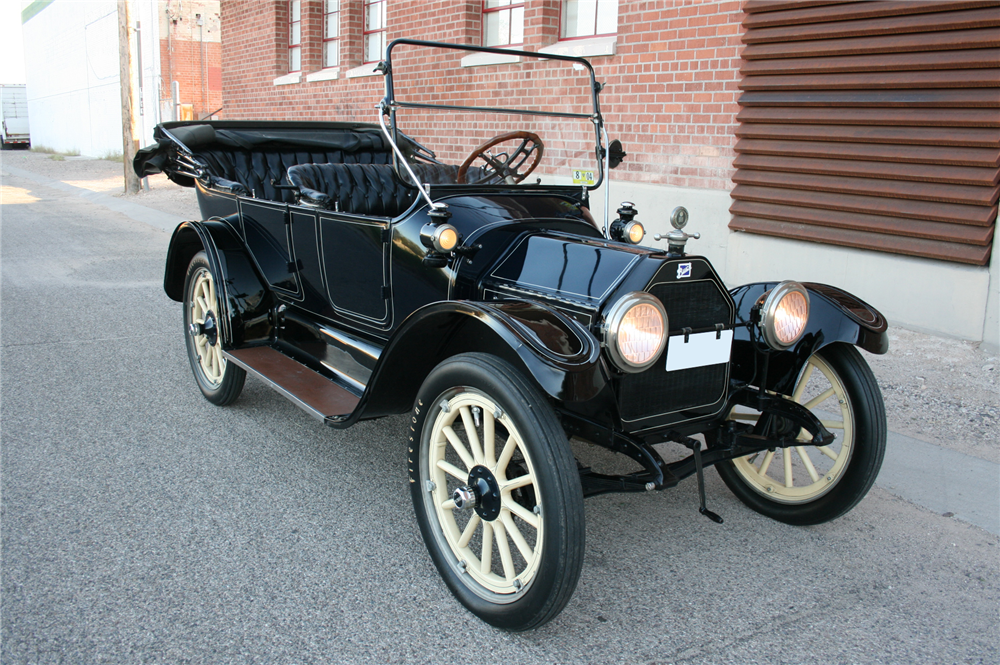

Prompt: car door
[238,199,301,297]
[317,211,392,329]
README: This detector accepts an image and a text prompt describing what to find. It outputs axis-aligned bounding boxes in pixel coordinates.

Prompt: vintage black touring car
[135,40,888,630]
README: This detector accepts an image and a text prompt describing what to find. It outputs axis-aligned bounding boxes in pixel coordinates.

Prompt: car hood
[483,232,649,308]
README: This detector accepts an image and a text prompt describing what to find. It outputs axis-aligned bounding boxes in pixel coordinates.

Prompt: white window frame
[560,0,619,39]
[288,0,302,72]
[364,0,387,65]
[483,0,524,48]
[539,0,618,59]
[323,0,340,69]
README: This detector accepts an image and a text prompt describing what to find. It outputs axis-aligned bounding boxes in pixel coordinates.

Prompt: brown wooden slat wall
[732,1,1000,265]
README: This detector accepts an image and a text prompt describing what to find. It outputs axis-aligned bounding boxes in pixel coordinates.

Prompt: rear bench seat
[199,149,393,204]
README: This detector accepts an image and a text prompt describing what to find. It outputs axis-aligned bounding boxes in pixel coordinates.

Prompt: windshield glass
[383,41,604,190]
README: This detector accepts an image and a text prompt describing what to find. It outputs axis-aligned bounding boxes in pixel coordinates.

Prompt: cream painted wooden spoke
[728,353,855,504]
[189,267,227,386]
[427,390,544,595]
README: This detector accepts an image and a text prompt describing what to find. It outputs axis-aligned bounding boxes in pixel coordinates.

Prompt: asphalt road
[2,169,998,664]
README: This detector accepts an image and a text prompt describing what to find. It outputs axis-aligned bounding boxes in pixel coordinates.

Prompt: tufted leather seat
[287,163,419,217]
[197,149,393,204]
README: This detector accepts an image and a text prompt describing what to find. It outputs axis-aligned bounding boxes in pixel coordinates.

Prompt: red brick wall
[611,1,743,190]
[160,38,224,119]
[221,0,744,190]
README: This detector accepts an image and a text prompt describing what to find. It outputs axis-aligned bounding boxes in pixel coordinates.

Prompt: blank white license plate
[665,330,733,372]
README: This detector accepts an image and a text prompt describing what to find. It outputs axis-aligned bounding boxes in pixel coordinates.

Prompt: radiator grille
[619,364,728,421]
[618,279,732,422]
[649,280,731,332]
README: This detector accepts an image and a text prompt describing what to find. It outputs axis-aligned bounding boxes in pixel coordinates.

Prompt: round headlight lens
[759,281,810,350]
[436,226,459,252]
[421,222,460,253]
[619,303,664,363]
[626,221,645,244]
[604,293,668,372]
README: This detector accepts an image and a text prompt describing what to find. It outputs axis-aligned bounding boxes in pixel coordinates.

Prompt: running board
[225,347,360,421]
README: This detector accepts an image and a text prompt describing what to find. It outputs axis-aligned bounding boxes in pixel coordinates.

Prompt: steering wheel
[457,131,545,185]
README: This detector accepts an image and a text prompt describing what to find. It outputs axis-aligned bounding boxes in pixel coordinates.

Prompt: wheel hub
[452,465,502,521]
[197,311,219,346]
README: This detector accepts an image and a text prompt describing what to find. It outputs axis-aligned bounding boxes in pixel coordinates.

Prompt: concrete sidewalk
[882,431,998,533]
[4,163,998,535]
[3,164,182,233]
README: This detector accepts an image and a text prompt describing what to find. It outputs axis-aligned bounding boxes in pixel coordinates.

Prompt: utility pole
[118,0,140,194]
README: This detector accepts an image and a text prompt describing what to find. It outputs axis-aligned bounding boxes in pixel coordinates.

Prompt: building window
[561,0,618,38]
[324,0,340,68]
[288,0,302,72]
[364,0,387,64]
[483,1,524,47]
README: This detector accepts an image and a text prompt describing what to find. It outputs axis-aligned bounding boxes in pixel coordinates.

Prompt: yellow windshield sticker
[572,169,596,186]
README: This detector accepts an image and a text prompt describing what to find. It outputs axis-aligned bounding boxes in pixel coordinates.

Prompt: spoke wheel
[410,353,584,631]
[189,267,226,385]
[183,251,245,405]
[716,344,886,525]
[428,390,544,594]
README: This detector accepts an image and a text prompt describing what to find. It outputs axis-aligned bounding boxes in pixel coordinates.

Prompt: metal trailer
[1,84,31,149]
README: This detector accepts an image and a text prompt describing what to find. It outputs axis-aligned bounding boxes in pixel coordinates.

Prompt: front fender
[729,281,888,395]
[346,300,605,422]
[163,218,273,347]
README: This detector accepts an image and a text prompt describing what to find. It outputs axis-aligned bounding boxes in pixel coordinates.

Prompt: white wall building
[20,0,162,157]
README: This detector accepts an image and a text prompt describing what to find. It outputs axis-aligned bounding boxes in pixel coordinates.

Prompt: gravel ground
[867,329,998,464]
[7,150,998,464]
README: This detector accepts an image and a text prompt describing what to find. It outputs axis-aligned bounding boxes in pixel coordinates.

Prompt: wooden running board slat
[226,347,360,421]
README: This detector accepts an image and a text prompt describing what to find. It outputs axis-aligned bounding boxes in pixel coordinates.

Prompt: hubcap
[463,465,502,521]
[201,311,219,346]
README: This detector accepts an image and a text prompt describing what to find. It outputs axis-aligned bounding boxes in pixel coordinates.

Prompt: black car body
[136,40,889,630]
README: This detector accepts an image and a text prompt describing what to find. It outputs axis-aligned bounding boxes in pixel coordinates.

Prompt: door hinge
[286,258,303,273]
[381,285,391,300]
[381,227,392,243]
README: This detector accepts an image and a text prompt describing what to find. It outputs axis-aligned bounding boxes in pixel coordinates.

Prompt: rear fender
[164,218,273,347]
[729,282,888,395]
[351,300,606,421]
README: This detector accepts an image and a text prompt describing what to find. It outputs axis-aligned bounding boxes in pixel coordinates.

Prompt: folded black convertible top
[133,120,416,181]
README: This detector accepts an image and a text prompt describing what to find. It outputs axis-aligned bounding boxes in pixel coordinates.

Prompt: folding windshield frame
[378,39,608,195]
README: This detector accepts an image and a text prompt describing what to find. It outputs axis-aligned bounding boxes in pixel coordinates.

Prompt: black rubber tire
[716,343,886,526]
[409,353,585,631]
[183,251,246,406]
